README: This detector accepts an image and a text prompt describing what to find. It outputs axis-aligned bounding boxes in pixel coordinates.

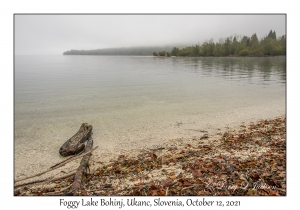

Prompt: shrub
[238,49,249,56]
[158,51,166,56]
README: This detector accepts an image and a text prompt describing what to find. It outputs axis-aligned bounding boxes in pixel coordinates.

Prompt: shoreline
[14,115,286,196]
[14,98,285,180]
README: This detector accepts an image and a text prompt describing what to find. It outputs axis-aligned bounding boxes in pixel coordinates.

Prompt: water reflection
[176,56,286,84]
[15,55,286,105]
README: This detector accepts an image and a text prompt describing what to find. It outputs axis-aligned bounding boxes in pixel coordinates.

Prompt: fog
[15,14,286,55]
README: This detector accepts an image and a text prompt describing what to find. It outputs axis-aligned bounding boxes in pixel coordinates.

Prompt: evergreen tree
[171,47,179,56]
[268,30,277,40]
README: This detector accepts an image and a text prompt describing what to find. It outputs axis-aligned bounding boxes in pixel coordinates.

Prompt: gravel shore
[14,115,286,196]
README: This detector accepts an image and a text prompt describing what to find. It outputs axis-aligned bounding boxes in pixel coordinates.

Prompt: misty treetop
[153,30,285,57]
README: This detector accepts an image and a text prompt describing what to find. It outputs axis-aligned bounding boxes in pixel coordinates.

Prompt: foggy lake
[14,55,286,177]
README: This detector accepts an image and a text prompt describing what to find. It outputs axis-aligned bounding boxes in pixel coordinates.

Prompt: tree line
[153,30,286,57]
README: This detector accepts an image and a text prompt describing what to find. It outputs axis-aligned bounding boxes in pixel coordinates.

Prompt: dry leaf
[161,179,175,187]
[191,169,203,178]
[277,166,284,171]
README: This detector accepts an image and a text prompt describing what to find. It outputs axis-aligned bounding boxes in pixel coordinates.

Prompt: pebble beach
[14,110,286,196]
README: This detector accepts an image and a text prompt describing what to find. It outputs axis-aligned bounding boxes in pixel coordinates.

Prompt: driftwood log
[64,137,94,195]
[59,123,93,157]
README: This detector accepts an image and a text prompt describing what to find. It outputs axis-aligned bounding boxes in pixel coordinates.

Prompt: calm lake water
[14,55,286,177]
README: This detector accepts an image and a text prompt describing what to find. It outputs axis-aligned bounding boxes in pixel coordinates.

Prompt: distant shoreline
[62,54,285,58]
[63,30,286,57]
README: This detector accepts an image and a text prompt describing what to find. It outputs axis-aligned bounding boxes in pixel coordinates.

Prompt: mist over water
[14,55,285,177]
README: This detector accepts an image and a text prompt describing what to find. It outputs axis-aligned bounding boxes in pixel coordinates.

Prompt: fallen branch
[14,170,76,188]
[14,177,48,188]
[50,146,98,169]
[14,146,98,184]
[64,137,94,195]
[50,152,84,169]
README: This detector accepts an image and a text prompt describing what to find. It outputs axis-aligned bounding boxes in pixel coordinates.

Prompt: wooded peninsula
[63,30,286,57]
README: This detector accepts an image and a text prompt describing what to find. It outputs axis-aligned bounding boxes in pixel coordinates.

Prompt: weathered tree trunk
[64,137,94,196]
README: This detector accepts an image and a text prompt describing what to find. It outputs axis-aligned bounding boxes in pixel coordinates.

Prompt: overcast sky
[15,14,286,55]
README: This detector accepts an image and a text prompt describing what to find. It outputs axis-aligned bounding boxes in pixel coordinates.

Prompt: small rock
[200,134,208,140]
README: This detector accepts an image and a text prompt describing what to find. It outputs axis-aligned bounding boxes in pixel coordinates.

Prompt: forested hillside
[163,30,286,57]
